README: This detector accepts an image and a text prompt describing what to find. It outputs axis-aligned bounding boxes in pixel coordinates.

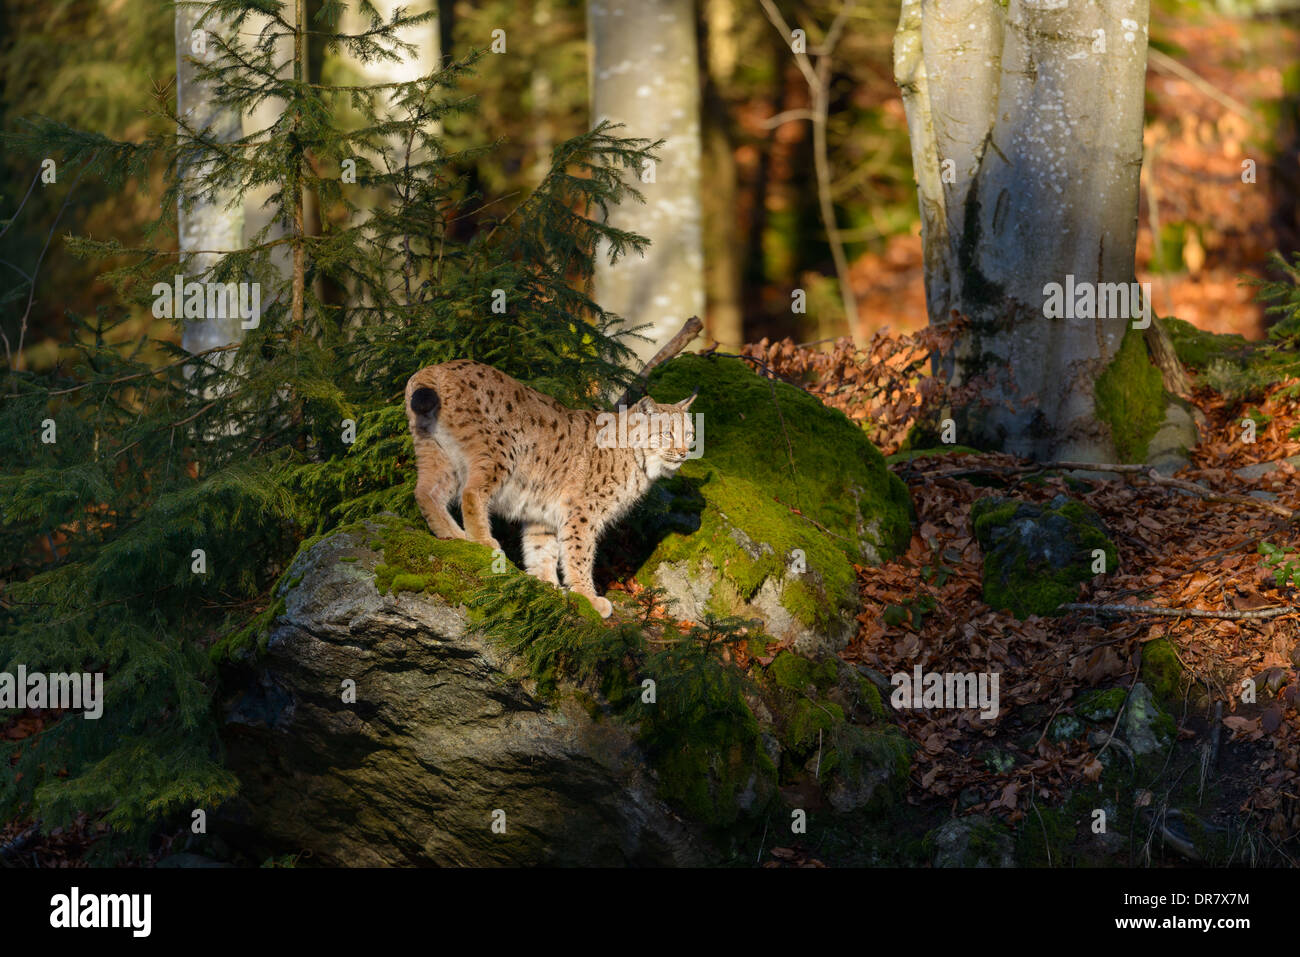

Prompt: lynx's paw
[572,590,612,618]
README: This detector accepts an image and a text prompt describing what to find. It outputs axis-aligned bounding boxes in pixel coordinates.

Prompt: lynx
[404,360,698,617]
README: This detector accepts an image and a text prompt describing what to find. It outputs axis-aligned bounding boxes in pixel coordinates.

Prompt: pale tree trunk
[531,0,556,184]
[702,0,744,350]
[339,0,441,311]
[588,0,705,366]
[894,0,1162,461]
[242,8,293,293]
[175,1,245,355]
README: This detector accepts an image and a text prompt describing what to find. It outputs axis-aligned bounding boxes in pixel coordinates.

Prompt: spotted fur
[404,360,697,617]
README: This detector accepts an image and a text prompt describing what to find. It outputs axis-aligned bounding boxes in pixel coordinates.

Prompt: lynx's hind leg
[521,523,561,586]
[457,446,506,552]
[412,440,466,540]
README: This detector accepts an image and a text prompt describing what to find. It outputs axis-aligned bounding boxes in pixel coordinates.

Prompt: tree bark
[242,8,294,292]
[588,0,706,365]
[175,0,245,355]
[701,0,744,350]
[895,0,1160,461]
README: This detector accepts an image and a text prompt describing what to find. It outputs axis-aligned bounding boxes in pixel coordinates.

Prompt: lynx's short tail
[409,386,441,439]
[410,386,440,417]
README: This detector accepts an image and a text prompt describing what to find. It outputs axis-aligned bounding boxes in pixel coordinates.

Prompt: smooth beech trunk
[588,0,706,365]
[175,1,245,355]
[895,0,1159,461]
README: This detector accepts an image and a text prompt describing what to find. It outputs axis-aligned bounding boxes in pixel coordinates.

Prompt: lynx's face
[631,393,699,475]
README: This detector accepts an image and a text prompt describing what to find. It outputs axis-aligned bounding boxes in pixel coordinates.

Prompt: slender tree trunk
[531,0,556,184]
[588,0,706,365]
[175,0,245,354]
[701,0,744,350]
[339,0,441,312]
[242,8,294,292]
[895,0,1165,461]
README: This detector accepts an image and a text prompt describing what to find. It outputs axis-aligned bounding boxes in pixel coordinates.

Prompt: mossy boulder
[1162,316,1251,371]
[1075,687,1126,722]
[218,517,918,864]
[756,649,913,814]
[218,519,718,866]
[636,354,913,655]
[972,494,1116,619]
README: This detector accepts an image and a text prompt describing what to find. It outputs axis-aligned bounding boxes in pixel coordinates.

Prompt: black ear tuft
[410,387,440,418]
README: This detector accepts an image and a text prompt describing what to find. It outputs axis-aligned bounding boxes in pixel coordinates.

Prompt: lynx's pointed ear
[633,395,655,413]
[677,390,699,411]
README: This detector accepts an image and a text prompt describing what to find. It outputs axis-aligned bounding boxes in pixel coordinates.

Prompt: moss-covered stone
[927,815,1016,867]
[1075,687,1126,721]
[1047,714,1086,743]
[370,519,496,606]
[639,354,913,653]
[1093,327,1167,463]
[972,494,1117,618]
[1140,638,1184,709]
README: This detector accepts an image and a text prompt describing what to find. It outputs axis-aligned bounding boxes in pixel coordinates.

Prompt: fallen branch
[914,459,1298,521]
[1061,602,1298,620]
[1148,49,1255,123]
[614,315,703,408]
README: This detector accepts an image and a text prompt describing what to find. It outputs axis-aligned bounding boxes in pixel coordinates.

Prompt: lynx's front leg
[521,523,560,586]
[558,512,610,618]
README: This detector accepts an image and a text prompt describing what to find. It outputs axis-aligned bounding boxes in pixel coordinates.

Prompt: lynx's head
[628,392,699,478]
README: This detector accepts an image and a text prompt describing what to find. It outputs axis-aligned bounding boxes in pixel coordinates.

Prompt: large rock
[217,521,716,866]
[216,515,917,865]
[633,355,913,656]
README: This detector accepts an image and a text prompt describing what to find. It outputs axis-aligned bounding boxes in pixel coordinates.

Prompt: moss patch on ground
[639,354,912,633]
[1094,327,1167,463]
[1140,637,1185,709]
[972,495,1117,618]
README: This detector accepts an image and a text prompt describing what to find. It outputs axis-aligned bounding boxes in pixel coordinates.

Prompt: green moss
[767,651,838,694]
[1140,638,1183,707]
[972,496,1117,618]
[1161,316,1250,371]
[1015,800,1081,867]
[640,355,912,631]
[1093,327,1167,463]
[370,520,497,606]
[856,677,886,720]
[1075,687,1126,721]
[970,498,1021,540]
[211,594,286,662]
[835,724,914,805]
[785,698,845,751]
